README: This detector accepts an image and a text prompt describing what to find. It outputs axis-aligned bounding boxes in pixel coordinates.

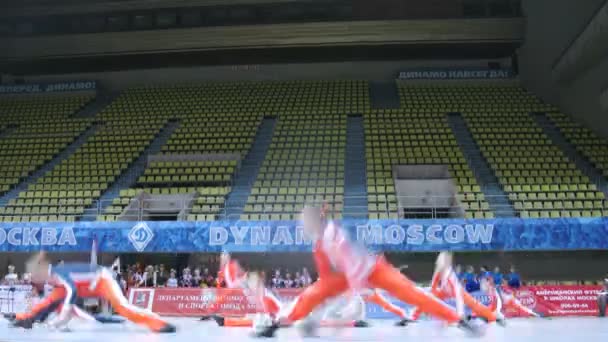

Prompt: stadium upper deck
[0,79,606,222]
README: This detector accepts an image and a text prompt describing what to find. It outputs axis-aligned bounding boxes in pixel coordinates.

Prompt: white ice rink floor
[0,317,604,342]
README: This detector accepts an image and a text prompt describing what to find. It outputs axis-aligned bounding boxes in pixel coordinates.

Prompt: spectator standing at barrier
[294,272,302,288]
[493,266,504,286]
[271,270,284,288]
[193,268,203,287]
[4,265,18,286]
[507,266,521,288]
[284,273,294,288]
[167,270,178,288]
[203,268,215,287]
[132,268,144,287]
[464,265,479,293]
[181,267,194,287]
[156,265,168,287]
[126,269,135,289]
[140,266,155,287]
[302,267,312,286]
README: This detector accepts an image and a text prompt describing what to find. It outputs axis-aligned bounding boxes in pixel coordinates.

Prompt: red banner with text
[127,287,302,317]
[127,285,602,318]
[506,286,602,317]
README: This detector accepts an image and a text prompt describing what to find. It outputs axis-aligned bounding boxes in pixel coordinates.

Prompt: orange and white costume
[489,285,540,318]
[275,222,463,326]
[410,266,498,323]
[208,255,283,327]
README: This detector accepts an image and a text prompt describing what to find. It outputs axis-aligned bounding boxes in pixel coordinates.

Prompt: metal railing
[2,193,603,222]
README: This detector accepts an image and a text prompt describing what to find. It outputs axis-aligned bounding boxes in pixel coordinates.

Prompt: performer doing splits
[203,253,367,329]
[409,252,506,326]
[311,224,410,327]
[484,278,543,318]
[13,252,176,333]
[200,252,283,327]
[255,205,483,338]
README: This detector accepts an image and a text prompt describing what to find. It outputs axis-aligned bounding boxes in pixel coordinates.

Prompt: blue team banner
[0,81,96,94]
[366,289,493,319]
[0,217,606,253]
[398,68,513,80]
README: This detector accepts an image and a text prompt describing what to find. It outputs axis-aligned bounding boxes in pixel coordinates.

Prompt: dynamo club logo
[128,222,154,252]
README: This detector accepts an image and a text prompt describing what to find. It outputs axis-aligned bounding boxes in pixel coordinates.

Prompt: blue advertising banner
[365,289,495,319]
[398,68,513,80]
[0,217,606,253]
[0,81,96,94]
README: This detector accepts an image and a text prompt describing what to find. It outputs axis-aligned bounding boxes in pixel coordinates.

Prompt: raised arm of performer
[202,252,244,320]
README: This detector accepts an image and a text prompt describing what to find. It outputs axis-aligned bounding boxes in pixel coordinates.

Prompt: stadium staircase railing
[343,115,368,218]
[77,193,565,221]
[448,113,516,217]
[223,117,277,219]
[81,120,182,221]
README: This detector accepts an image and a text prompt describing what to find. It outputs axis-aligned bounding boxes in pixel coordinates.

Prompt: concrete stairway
[343,115,368,218]
[82,120,181,220]
[73,92,120,118]
[223,117,276,220]
[369,81,401,109]
[447,113,516,217]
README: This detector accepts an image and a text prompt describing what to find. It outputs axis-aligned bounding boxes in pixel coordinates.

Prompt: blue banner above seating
[0,81,96,94]
[0,218,606,253]
[398,68,514,80]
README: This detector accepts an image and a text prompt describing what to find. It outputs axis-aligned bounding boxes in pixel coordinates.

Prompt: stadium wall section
[519,0,608,137]
[21,59,511,90]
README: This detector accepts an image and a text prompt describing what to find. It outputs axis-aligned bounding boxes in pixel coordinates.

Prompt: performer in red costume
[310,221,409,327]
[200,252,284,326]
[255,205,482,338]
[484,277,543,318]
[409,252,505,325]
[13,253,175,333]
[206,254,366,329]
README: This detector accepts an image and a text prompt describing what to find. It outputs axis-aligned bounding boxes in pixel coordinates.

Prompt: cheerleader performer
[12,253,174,333]
[255,206,482,338]
[410,252,505,326]
[200,252,283,326]
[207,266,368,329]
[485,280,543,318]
